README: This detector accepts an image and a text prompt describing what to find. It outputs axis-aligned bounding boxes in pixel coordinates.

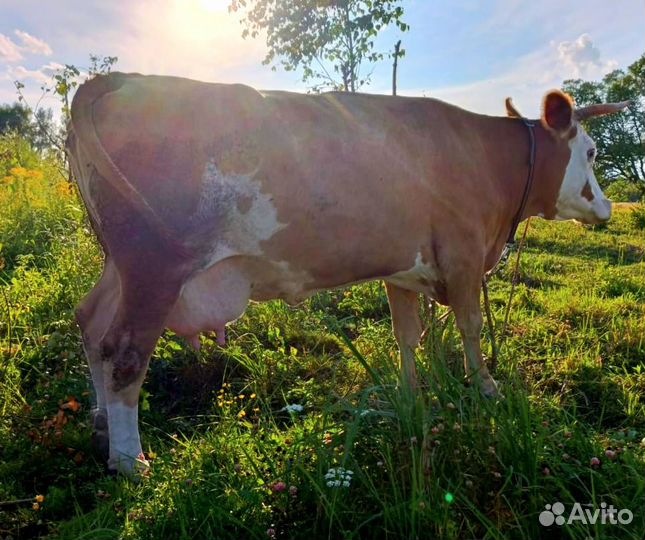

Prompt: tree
[563,54,645,193]
[0,103,55,153]
[230,0,408,92]
[0,103,31,136]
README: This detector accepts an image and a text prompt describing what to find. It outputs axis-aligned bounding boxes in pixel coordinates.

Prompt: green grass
[1,136,644,539]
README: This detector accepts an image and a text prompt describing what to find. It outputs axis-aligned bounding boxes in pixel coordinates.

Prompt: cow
[66,72,629,475]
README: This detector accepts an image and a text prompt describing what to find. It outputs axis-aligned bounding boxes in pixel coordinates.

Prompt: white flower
[282,404,304,414]
[324,467,353,489]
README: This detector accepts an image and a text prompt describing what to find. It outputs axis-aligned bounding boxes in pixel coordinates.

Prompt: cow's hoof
[108,453,150,479]
[91,408,110,462]
[480,377,501,399]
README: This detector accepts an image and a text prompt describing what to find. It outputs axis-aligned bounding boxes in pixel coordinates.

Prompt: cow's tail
[67,73,175,241]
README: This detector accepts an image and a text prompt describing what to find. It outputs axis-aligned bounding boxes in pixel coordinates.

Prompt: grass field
[1,137,644,539]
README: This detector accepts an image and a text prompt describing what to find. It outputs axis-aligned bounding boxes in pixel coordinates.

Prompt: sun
[197,0,230,12]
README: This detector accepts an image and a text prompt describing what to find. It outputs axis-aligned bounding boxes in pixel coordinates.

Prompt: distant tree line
[0,103,55,153]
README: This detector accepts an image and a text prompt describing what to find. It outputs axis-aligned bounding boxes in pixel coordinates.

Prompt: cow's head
[540,90,630,224]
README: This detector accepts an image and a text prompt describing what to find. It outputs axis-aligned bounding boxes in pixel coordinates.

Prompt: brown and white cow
[66,72,628,475]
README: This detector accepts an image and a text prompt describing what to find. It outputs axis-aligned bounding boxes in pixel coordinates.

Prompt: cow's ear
[542,90,574,133]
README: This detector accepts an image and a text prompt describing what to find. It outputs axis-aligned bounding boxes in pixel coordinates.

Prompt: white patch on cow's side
[106,400,147,472]
[193,159,286,264]
[555,125,612,224]
[387,251,440,295]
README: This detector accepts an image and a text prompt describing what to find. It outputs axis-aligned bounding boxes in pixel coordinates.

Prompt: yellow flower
[35,494,45,503]
[238,410,247,418]
[32,503,40,511]
[250,393,257,399]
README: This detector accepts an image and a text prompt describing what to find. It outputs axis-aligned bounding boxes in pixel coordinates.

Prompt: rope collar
[487,117,536,278]
[508,118,536,245]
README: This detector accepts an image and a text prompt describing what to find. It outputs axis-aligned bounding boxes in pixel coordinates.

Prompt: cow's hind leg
[76,259,120,461]
[385,283,422,390]
[100,268,184,476]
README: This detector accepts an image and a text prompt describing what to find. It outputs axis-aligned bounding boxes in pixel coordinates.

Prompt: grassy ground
[1,137,644,539]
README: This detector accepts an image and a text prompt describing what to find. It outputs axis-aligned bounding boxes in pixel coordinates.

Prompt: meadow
[1,134,644,539]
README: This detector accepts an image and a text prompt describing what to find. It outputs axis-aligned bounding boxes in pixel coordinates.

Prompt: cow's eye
[587,148,596,161]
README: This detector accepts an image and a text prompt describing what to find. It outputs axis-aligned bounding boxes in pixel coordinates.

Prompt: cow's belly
[165,255,318,346]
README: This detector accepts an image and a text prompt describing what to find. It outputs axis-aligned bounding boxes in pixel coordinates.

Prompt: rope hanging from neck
[483,117,537,372]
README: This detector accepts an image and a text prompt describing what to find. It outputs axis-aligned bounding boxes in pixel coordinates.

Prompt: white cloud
[402,33,619,117]
[14,30,53,57]
[8,65,50,84]
[0,33,23,63]
[7,61,63,85]
[557,33,617,77]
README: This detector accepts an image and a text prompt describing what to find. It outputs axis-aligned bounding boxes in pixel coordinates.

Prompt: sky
[0,0,644,120]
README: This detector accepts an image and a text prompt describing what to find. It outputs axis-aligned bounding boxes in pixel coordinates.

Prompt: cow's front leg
[447,276,499,397]
[385,282,422,391]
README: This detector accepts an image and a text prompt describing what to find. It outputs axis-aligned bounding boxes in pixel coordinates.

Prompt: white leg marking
[106,400,148,473]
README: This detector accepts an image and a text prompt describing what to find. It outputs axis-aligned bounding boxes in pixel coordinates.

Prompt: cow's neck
[521,122,570,221]
[479,117,568,270]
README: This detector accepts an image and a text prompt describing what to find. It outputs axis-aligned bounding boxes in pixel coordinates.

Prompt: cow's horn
[505,97,522,118]
[574,101,631,121]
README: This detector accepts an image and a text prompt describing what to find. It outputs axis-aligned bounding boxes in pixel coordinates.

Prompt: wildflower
[324,467,353,489]
[289,485,298,496]
[542,467,551,476]
[605,449,617,461]
[238,410,247,418]
[359,409,375,417]
[322,433,333,445]
[410,436,418,445]
[35,495,44,503]
[271,481,286,493]
[282,404,304,414]
[267,528,276,538]
[33,503,40,511]
[376,461,384,468]
[492,471,502,479]
[250,393,257,399]
[446,402,456,410]
[590,456,601,468]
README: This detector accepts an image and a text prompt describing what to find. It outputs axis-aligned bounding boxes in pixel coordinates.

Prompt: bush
[605,179,644,202]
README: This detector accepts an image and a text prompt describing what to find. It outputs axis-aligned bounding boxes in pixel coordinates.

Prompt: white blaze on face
[555,124,612,224]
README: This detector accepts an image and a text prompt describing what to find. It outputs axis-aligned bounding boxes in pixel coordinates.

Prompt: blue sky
[1,0,643,119]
